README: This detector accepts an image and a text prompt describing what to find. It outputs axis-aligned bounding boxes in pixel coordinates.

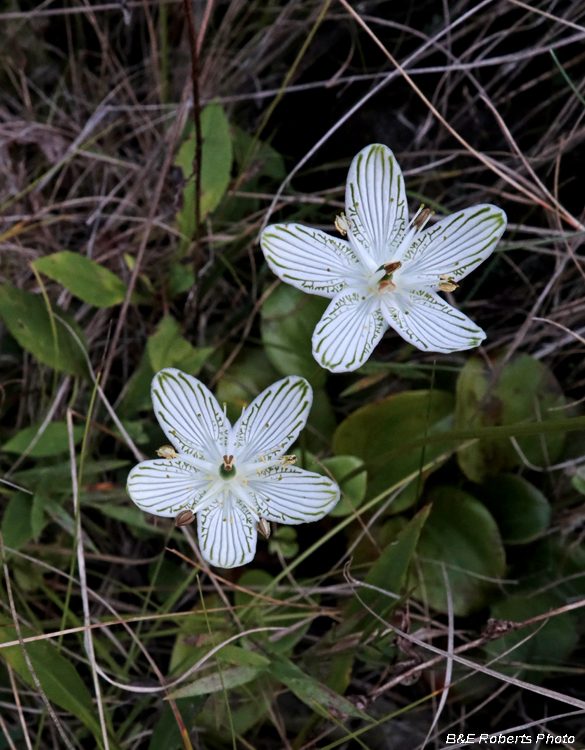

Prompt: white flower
[261,143,507,373]
[126,368,340,569]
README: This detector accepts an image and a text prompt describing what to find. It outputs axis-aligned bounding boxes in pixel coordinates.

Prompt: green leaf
[147,315,212,374]
[412,486,506,616]
[33,251,129,307]
[346,505,430,627]
[1,493,33,552]
[13,458,129,492]
[305,455,366,517]
[474,474,551,544]
[0,621,109,746]
[0,284,88,377]
[3,422,84,457]
[31,493,48,539]
[232,126,286,180]
[167,664,265,699]
[455,353,567,483]
[261,284,329,387]
[175,102,233,251]
[486,592,578,683]
[268,526,299,558]
[332,389,455,513]
[268,656,370,720]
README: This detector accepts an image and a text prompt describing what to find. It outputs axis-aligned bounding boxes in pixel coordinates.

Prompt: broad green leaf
[232,126,286,180]
[0,621,109,746]
[167,664,265,699]
[3,422,84,457]
[455,353,567,483]
[148,698,207,750]
[1,493,33,552]
[268,656,370,720]
[486,592,578,683]
[305,455,366,517]
[474,474,550,544]
[0,284,88,377]
[332,389,455,513]
[261,284,328,387]
[33,251,129,307]
[268,526,299,558]
[147,315,212,374]
[175,102,233,251]
[412,486,506,616]
[346,505,430,627]
[13,458,129,492]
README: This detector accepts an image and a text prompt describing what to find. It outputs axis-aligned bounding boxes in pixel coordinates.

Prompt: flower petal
[345,143,408,266]
[126,458,211,517]
[398,204,507,286]
[261,223,362,298]
[381,289,485,353]
[247,466,340,524]
[312,290,387,373]
[232,376,312,463]
[151,368,228,461]
[197,493,257,568]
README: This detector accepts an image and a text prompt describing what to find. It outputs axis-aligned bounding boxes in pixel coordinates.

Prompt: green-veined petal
[247,466,340,524]
[126,458,211,517]
[345,143,408,267]
[261,223,361,297]
[197,494,257,568]
[381,289,485,353]
[312,290,387,373]
[397,204,507,286]
[232,376,312,462]
[151,368,228,461]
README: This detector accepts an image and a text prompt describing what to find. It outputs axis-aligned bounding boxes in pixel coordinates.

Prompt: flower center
[219,454,236,479]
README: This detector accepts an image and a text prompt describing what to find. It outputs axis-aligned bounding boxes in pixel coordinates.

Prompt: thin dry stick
[66,409,110,750]
[6,663,33,750]
[422,564,454,746]
[0,712,18,750]
[182,0,203,264]
[196,0,214,54]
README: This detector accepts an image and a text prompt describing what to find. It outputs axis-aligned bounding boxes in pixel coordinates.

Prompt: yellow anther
[157,445,178,459]
[335,213,350,236]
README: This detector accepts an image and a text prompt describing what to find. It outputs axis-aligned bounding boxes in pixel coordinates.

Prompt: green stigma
[220,455,236,479]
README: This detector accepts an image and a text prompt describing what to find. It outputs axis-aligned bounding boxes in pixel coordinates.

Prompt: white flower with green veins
[261,143,507,373]
[126,368,339,569]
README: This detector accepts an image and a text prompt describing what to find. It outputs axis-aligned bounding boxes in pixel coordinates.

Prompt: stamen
[156,445,178,459]
[222,455,234,471]
[335,213,350,236]
[383,260,402,275]
[280,455,297,467]
[411,206,434,231]
[175,509,195,527]
[438,275,459,292]
[257,518,271,539]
